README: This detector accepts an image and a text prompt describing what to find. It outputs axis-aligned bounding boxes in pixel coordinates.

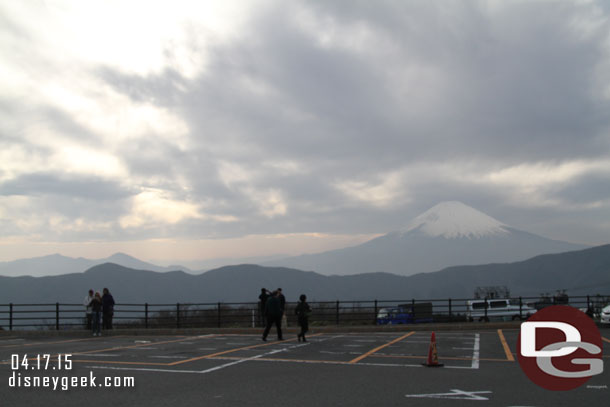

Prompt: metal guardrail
[0,295,608,331]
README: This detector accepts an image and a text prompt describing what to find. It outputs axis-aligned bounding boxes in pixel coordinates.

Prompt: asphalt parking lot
[1,329,608,406]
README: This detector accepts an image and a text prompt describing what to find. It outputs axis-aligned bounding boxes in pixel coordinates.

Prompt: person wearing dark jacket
[89,292,103,336]
[295,294,312,342]
[258,288,270,326]
[262,291,283,341]
[102,288,115,330]
[277,288,286,313]
[277,288,287,328]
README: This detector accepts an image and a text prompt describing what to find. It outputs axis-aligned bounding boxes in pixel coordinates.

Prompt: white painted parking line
[406,389,492,400]
[86,342,313,375]
[86,366,204,374]
[471,334,480,369]
[198,341,313,374]
[85,354,479,373]
[73,331,501,374]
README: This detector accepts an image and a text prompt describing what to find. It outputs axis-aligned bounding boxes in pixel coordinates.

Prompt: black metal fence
[0,295,608,331]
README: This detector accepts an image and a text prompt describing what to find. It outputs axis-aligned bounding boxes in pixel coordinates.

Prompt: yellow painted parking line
[349,332,415,364]
[373,354,513,362]
[497,329,515,362]
[167,334,322,366]
[602,337,610,344]
[73,335,216,356]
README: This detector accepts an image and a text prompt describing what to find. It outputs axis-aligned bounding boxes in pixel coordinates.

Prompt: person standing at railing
[90,292,102,336]
[295,294,312,342]
[262,290,283,341]
[258,288,271,327]
[102,288,115,330]
[83,289,94,330]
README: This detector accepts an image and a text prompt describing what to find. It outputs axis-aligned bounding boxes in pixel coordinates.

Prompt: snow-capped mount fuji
[267,201,588,276]
[400,201,509,239]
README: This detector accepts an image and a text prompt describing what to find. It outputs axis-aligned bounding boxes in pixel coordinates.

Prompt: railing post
[587,295,590,312]
[519,297,523,319]
[176,303,180,329]
[217,302,221,328]
[374,300,378,325]
[484,299,488,321]
[56,302,60,330]
[448,298,452,322]
[411,298,416,323]
[335,301,340,325]
[145,303,149,329]
[9,303,13,331]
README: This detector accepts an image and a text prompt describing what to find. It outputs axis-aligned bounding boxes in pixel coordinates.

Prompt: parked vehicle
[601,305,610,325]
[377,302,433,325]
[467,299,535,322]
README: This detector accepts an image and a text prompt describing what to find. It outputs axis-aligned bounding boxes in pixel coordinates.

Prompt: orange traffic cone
[422,331,444,367]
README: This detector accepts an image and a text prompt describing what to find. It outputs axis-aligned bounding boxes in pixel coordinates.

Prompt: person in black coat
[258,288,270,326]
[295,294,312,342]
[102,288,115,330]
[277,288,286,314]
[262,291,283,341]
[277,287,287,328]
[89,292,103,336]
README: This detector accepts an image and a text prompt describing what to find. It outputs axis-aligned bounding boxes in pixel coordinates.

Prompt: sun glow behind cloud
[119,188,204,228]
[1,0,609,263]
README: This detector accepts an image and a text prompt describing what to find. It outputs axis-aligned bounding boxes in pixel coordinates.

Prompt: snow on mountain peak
[402,201,509,239]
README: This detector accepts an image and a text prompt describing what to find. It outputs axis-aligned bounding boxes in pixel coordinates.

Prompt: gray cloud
[0,173,132,201]
[1,0,609,249]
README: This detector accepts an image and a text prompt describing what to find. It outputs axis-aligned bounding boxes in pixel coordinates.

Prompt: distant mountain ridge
[0,245,608,307]
[267,201,588,275]
[0,202,591,279]
[0,252,192,277]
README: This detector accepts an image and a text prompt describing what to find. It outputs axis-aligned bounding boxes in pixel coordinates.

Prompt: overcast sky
[1,0,609,264]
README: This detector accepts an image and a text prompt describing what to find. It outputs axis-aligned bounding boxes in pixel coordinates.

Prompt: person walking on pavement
[262,291,283,341]
[277,287,287,329]
[295,294,312,342]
